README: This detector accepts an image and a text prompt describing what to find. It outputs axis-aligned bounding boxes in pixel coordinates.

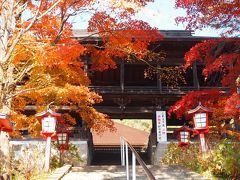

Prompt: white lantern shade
[180,131,189,143]
[194,113,207,129]
[42,116,56,133]
[57,133,68,144]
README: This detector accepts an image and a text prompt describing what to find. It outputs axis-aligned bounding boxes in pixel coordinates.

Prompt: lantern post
[188,102,212,153]
[57,126,69,164]
[36,106,64,172]
[175,125,192,148]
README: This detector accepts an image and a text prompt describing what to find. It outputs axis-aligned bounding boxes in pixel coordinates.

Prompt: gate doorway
[91,119,152,165]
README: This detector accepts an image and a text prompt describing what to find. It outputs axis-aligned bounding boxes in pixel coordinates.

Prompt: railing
[120,137,156,180]
[90,85,227,94]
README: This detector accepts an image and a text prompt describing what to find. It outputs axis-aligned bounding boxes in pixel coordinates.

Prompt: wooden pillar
[152,111,157,134]
[83,57,88,75]
[147,112,158,165]
[157,64,162,93]
[120,60,124,92]
[193,62,200,90]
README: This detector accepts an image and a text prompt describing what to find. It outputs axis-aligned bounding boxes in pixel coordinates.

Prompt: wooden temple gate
[74,30,223,164]
[20,30,223,165]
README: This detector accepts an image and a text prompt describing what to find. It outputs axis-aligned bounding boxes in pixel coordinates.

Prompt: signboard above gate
[156,111,167,142]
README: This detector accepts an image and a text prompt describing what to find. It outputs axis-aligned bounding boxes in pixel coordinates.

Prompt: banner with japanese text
[156,111,167,142]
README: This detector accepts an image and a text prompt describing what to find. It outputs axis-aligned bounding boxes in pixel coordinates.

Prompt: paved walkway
[61,165,207,180]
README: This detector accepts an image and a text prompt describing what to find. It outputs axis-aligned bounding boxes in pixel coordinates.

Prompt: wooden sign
[156,111,167,142]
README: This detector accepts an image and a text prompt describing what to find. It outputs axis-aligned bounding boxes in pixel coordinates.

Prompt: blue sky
[134,0,220,37]
[72,0,221,37]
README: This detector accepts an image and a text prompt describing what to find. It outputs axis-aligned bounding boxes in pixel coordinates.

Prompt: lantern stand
[36,105,64,172]
[175,125,192,149]
[188,102,212,153]
[56,126,69,165]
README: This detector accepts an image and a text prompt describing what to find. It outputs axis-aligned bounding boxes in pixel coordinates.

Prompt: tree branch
[4,0,62,63]
[9,87,39,98]
[37,0,62,20]
[13,62,35,84]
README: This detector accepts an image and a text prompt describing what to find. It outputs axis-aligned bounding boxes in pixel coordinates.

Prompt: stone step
[62,165,207,180]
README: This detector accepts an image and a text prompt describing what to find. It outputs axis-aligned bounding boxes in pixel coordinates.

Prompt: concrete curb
[48,164,72,180]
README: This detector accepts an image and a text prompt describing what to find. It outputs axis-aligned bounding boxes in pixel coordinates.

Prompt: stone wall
[10,138,90,167]
[153,142,168,165]
[68,140,89,166]
[147,132,176,165]
[147,132,157,164]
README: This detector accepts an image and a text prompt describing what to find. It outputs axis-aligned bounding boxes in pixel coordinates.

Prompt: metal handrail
[120,137,156,180]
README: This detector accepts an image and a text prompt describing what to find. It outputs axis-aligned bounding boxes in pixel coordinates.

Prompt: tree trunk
[0,131,11,173]
[0,0,28,173]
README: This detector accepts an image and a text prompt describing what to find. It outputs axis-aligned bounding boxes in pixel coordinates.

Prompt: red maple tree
[0,0,165,171]
[0,0,162,137]
[175,0,240,36]
[170,0,240,138]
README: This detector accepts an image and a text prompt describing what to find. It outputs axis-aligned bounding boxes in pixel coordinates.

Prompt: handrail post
[120,137,122,165]
[120,136,156,180]
[122,137,125,166]
[125,142,129,180]
[132,151,136,180]
[120,137,125,166]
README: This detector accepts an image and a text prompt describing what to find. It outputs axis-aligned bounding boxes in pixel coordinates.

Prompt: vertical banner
[156,111,167,142]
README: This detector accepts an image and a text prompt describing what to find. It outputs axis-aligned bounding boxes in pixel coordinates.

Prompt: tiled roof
[73,29,193,39]
[92,122,149,147]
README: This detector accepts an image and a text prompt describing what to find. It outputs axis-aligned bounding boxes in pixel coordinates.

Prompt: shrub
[207,139,240,179]
[51,142,82,168]
[1,141,82,179]
[10,144,48,180]
[162,142,205,172]
[162,139,240,179]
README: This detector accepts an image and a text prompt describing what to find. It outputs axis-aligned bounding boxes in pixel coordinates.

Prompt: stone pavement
[48,165,72,180]
[61,165,207,180]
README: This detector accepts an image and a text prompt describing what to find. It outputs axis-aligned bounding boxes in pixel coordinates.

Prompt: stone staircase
[61,165,207,180]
